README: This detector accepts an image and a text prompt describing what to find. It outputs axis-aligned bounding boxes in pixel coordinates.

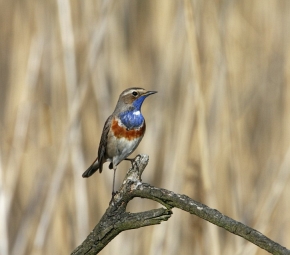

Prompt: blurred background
[1,0,290,254]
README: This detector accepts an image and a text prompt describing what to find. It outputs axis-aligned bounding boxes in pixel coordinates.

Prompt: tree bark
[72,155,290,255]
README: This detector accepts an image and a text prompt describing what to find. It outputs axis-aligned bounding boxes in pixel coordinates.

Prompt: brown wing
[82,115,113,177]
[96,115,113,173]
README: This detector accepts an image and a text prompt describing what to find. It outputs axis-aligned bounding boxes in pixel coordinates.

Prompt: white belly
[112,137,141,167]
[106,133,143,168]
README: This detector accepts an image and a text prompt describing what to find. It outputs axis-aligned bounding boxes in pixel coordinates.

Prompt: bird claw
[109,191,119,204]
[112,190,119,197]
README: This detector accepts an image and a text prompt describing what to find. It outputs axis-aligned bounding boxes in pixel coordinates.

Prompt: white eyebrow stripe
[123,89,145,96]
[123,90,134,95]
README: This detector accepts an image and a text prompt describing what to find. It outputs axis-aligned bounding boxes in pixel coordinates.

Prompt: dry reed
[1,0,290,254]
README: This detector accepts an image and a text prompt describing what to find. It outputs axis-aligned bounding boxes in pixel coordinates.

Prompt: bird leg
[124,158,135,167]
[125,155,141,169]
[111,167,118,197]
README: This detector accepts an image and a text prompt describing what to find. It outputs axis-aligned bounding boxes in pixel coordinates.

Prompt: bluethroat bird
[82,87,157,196]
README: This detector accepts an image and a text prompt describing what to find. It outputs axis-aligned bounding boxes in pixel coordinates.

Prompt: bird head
[115,87,157,112]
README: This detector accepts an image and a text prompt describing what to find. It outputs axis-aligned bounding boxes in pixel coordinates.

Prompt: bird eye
[132,91,138,96]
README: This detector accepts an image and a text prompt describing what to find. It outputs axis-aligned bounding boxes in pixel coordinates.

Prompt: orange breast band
[111,118,146,141]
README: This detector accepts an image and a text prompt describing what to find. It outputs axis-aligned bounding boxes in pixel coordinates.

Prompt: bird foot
[109,191,119,205]
[125,155,141,170]
[125,157,136,167]
[112,190,119,197]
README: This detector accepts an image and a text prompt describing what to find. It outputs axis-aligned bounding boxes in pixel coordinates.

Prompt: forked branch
[72,155,290,255]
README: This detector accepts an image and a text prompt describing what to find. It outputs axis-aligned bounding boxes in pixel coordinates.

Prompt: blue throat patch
[132,96,146,109]
[119,110,144,129]
[119,96,147,129]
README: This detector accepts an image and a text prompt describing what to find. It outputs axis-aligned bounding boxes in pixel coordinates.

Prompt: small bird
[82,87,157,195]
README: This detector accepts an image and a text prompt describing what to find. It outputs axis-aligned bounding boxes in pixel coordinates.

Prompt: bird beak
[144,90,157,96]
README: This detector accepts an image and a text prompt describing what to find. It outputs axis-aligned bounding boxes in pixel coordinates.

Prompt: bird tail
[82,158,102,177]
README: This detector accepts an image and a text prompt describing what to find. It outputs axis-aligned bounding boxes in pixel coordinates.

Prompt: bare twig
[72,155,290,255]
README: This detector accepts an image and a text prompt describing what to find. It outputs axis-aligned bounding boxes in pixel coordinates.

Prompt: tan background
[1,0,290,254]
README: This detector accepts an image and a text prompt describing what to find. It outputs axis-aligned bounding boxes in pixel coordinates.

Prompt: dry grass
[1,0,290,254]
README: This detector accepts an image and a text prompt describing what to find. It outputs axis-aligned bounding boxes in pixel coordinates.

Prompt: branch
[72,155,290,255]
